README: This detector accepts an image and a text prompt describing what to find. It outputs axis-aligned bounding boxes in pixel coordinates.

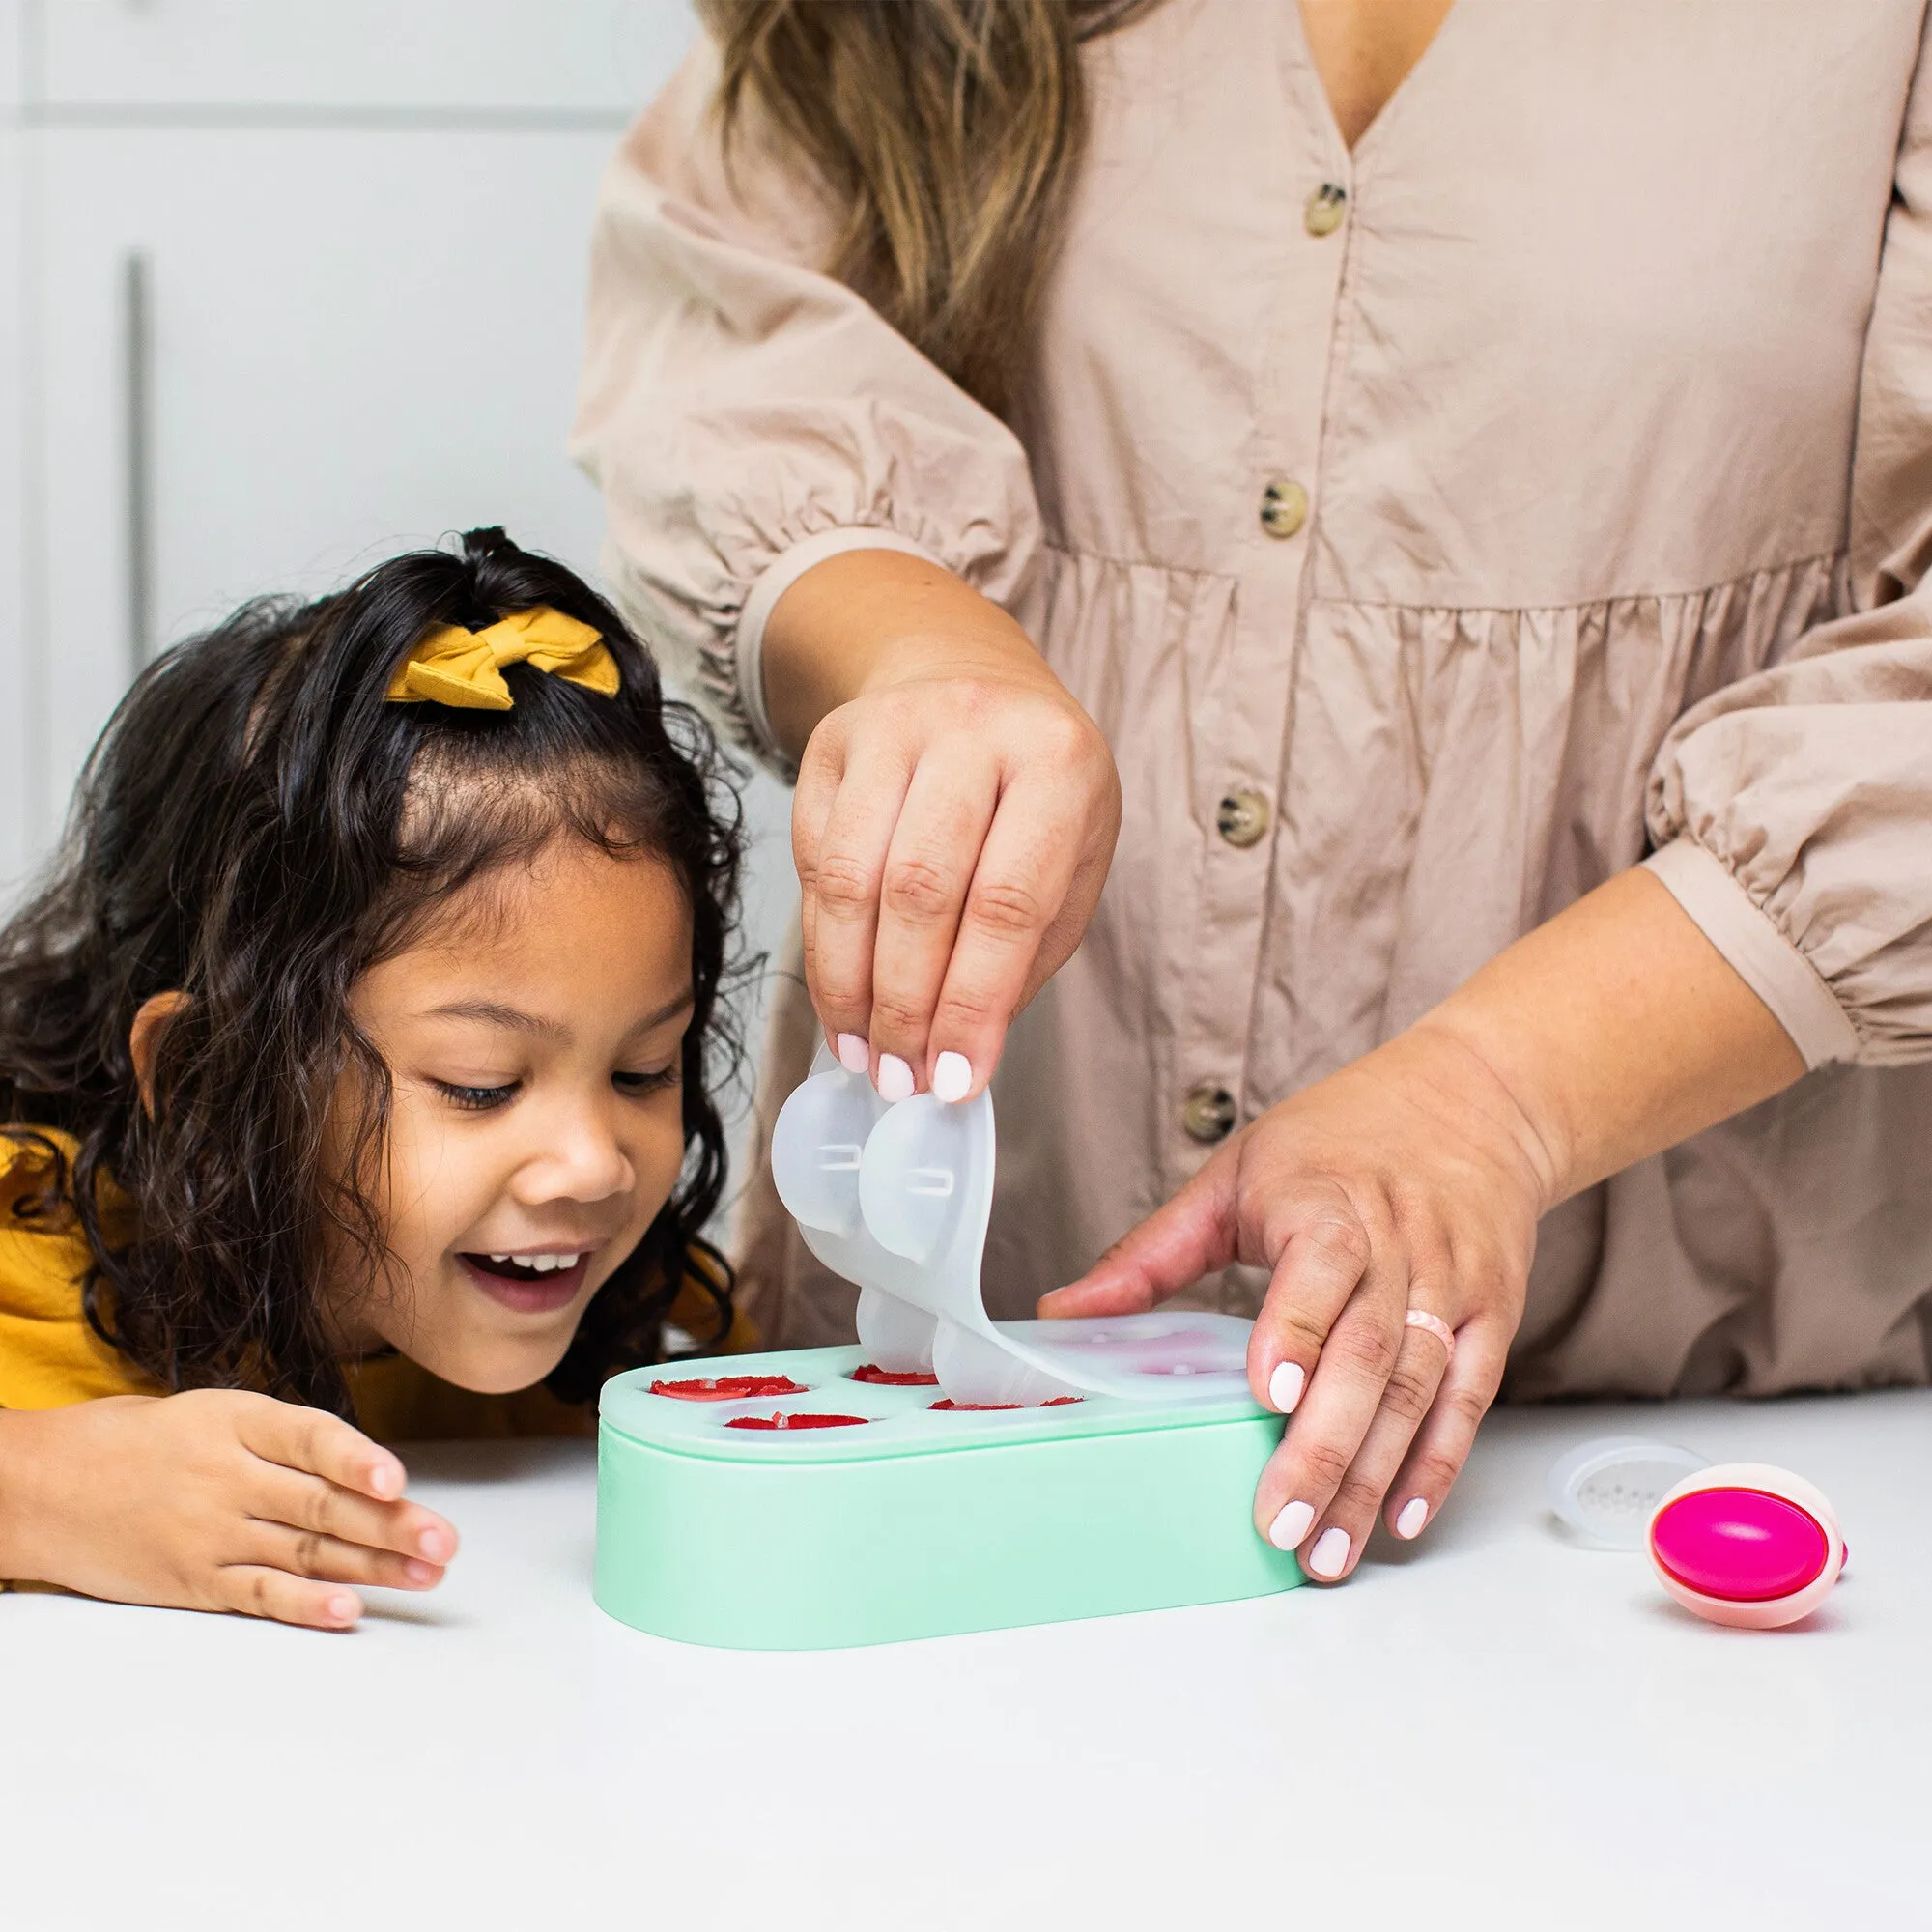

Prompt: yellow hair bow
[385,606,618,711]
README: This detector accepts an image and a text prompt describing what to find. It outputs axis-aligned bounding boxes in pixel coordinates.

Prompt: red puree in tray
[649,1375,808,1402]
[849,1364,940,1386]
[930,1397,1084,1411]
[725,1411,870,1431]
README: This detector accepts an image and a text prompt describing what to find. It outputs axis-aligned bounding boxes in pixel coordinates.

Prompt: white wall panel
[33,125,620,839]
[35,0,695,115]
[0,0,24,107]
[0,2,32,894]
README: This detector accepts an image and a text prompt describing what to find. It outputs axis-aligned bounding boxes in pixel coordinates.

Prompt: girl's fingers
[1381,1314,1511,1543]
[921,768,1089,1103]
[244,1520,446,1593]
[1274,1316,1452,1581]
[865,746,1002,1087]
[235,1394,407,1504]
[252,1462,458,1566]
[796,737,914,1063]
[215,1564,364,1631]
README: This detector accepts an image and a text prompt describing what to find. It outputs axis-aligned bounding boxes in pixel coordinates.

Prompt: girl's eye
[613,1065,680,1096]
[434,1080,520,1113]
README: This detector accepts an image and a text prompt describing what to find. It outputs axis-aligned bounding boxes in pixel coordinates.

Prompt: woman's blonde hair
[699,0,1155,418]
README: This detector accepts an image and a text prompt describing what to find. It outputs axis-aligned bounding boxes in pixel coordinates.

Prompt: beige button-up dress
[574,0,1932,1399]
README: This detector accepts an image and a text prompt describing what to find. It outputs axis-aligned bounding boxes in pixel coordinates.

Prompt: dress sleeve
[570,35,1044,774]
[1642,36,1932,1071]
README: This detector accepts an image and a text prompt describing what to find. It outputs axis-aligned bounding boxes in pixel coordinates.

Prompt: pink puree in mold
[1650,1487,1831,1602]
[849,1364,939,1386]
[724,1411,869,1430]
[649,1375,808,1402]
[930,1397,1083,1411]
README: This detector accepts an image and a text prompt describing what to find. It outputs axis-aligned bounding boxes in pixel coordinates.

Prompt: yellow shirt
[0,1128,751,1441]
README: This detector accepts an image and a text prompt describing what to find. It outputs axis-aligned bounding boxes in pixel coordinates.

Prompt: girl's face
[335,838,696,1393]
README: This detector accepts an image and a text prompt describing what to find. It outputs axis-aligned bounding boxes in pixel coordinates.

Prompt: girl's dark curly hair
[0,527,745,1417]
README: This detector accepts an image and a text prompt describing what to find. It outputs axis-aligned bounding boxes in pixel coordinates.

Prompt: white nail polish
[1395,1497,1429,1540]
[876,1054,915,1103]
[1267,1361,1305,1414]
[931,1051,973,1103]
[836,1033,869,1074]
[1307,1526,1351,1578]
[1267,1499,1315,1550]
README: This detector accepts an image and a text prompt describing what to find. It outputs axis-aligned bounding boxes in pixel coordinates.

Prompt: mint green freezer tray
[595,1341,1301,1650]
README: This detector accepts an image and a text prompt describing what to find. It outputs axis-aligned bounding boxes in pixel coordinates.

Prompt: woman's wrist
[1381,1015,1569,1218]
[1406,867,1806,1209]
[761,547,1052,757]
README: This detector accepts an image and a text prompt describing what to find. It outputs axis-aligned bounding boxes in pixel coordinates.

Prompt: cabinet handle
[123,250,154,673]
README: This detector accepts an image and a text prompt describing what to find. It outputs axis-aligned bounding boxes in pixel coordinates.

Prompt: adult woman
[573,0,1932,1581]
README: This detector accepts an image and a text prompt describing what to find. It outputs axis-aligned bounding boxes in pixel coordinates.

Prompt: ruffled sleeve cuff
[1642,838,1861,1069]
[734,526,944,765]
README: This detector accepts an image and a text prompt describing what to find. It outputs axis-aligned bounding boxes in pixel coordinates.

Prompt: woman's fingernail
[418,1527,448,1560]
[1267,1499,1315,1550]
[327,1593,358,1623]
[1307,1526,1351,1578]
[836,1033,870,1074]
[876,1054,915,1103]
[403,1558,439,1585]
[1267,1361,1305,1414]
[931,1051,973,1103]
[1395,1497,1429,1540]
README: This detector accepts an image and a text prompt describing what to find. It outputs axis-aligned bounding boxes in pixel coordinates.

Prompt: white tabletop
[6,1388,1926,1931]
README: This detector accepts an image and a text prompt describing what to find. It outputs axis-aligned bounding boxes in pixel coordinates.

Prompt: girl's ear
[129,991,188,1117]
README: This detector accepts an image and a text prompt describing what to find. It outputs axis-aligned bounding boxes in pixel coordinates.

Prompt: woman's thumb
[1036,1160,1237,1318]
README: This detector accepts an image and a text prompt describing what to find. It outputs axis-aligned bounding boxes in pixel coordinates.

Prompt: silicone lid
[1650,1487,1831,1603]
[770,1049,1254,1406]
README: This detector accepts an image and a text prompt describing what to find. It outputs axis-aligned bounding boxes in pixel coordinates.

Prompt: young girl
[0,527,751,1630]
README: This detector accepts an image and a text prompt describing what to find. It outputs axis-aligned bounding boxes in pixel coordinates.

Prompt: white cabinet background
[1,0,797,1187]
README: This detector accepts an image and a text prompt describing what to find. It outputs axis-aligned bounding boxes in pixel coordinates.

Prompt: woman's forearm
[1415,865,1809,1212]
[760,549,1055,760]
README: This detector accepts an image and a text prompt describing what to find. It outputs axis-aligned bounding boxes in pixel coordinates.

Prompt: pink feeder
[1647,1463,1844,1630]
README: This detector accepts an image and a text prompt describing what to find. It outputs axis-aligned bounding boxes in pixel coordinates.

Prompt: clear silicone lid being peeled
[770,1048,1253,1406]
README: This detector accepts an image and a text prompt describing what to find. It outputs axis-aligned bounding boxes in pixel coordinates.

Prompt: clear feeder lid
[771,1049,1254,1406]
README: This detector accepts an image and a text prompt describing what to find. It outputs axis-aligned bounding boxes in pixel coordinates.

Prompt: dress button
[1216,788,1270,848]
[1304,183,1348,236]
[1260,477,1308,538]
[1181,1083,1237,1145]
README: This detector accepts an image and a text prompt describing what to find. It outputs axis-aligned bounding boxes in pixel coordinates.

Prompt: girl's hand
[768,550,1121,1102]
[1040,1022,1554,1581]
[0,1390,458,1629]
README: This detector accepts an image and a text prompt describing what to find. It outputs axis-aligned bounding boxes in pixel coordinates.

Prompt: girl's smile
[459,1250,596,1315]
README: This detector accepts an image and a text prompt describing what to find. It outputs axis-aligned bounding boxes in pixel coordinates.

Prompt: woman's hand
[1040,868,1809,1581]
[1042,1023,1552,1580]
[0,1390,457,1629]
[767,550,1121,1102]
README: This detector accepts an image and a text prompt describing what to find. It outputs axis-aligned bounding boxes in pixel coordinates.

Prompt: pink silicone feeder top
[1650,1487,1830,1603]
